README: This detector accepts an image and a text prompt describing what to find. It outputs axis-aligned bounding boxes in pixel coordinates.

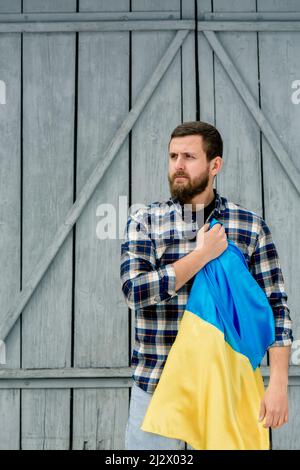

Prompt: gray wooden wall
[0,0,299,450]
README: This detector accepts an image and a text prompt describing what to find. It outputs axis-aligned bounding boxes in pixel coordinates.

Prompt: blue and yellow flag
[140,218,275,450]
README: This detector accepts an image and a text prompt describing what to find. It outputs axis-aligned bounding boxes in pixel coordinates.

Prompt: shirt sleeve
[120,210,177,310]
[249,217,293,348]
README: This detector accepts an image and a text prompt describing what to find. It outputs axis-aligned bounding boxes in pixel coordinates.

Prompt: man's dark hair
[168,121,223,162]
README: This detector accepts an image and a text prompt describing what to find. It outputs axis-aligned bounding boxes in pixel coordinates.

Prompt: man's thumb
[258,400,266,422]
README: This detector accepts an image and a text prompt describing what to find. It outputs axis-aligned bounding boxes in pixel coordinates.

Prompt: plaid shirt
[120,188,293,394]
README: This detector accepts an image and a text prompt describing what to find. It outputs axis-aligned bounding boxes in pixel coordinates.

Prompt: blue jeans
[125,380,186,450]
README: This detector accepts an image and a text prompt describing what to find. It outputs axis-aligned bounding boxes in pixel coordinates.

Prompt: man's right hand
[195,222,228,262]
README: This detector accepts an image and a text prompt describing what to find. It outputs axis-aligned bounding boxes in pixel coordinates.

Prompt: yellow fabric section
[140,310,270,450]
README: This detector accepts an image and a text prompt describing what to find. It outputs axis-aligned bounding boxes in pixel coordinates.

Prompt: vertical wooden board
[131,0,181,206]
[0,0,21,12]
[257,0,300,450]
[73,0,130,450]
[21,0,76,449]
[0,0,21,450]
[23,0,76,11]
[181,0,196,122]
[258,0,300,10]
[213,0,263,215]
[197,0,215,124]
[21,389,70,450]
[72,388,128,450]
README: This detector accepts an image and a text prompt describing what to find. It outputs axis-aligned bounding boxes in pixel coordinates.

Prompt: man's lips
[174,176,188,180]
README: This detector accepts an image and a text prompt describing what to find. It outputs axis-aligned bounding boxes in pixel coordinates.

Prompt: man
[120,121,293,450]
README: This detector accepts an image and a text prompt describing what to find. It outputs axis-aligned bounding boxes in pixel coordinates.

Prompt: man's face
[168,135,213,204]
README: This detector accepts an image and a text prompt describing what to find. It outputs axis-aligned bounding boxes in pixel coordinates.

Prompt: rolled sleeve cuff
[154,264,177,303]
[268,329,294,348]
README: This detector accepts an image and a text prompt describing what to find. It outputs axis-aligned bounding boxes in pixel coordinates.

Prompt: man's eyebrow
[169,151,196,156]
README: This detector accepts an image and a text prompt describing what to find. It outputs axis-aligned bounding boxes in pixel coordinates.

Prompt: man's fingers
[263,412,275,428]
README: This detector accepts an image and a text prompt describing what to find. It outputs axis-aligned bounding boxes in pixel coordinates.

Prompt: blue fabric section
[186,218,275,369]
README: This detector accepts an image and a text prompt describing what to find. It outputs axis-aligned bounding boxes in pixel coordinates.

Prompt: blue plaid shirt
[120,188,293,394]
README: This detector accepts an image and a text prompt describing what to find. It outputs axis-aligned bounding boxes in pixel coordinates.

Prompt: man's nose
[174,155,185,170]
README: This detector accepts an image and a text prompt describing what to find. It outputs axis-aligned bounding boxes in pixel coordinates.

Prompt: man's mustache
[173,174,189,179]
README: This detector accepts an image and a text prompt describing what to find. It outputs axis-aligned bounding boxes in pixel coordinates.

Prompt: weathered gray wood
[198,21,300,31]
[1,367,299,389]
[0,19,194,32]
[0,378,132,389]
[131,0,181,205]
[1,365,298,379]
[0,28,189,345]
[21,389,70,449]
[0,11,180,22]
[197,0,215,125]
[203,30,300,195]
[72,0,130,450]
[0,0,21,450]
[0,367,132,379]
[20,0,76,451]
[72,0,130,452]
[2,19,300,33]
[257,0,300,450]
[0,0,21,13]
[204,12,300,20]
[73,388,129,449]
[181,0,196,122]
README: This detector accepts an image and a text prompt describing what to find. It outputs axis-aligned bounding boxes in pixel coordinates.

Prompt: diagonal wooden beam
[203,30,300,197]
[0,29,189,343]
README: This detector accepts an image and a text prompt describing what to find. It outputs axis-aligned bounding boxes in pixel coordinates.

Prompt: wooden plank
[0,0,21,451]
[1,365,298,379]
[73,388,129,449]
[0,11,181,22]
[131,0,182,205]
[20,0,77,450]
[258,0,300,11]
[0,27,189,345]
[0,19,194,32]
[197,0,215,124]
[21,389,69,449]
[72,0,130,452]
[0,379,132,389]
[197,21,300,31]
[257,0,300,450]
[1,17,300,33]
[0,367,132,379]
[204,12,300,20]
[203,30,300,195]
[181,0,196,122]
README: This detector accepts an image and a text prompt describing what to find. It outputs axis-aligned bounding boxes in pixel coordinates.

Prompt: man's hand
[259,384,289,429]
[195,222,228,261]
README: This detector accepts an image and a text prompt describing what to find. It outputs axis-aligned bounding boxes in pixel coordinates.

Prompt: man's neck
[187,188,216,211]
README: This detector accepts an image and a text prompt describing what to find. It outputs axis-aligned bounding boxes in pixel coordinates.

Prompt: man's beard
[168,169,210,205]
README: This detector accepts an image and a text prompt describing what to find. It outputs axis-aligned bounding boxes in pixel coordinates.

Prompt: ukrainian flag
[140,218,275,450]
